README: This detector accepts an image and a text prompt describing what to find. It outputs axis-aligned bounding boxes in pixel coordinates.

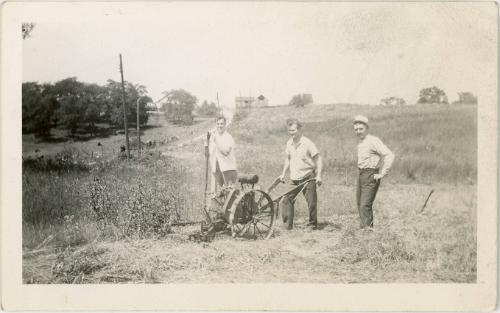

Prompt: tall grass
[230,103,476,185]
[22,103,477,284]
[22,153,190,249]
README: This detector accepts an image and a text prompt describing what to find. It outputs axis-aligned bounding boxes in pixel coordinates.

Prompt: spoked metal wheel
[231,189,275,239]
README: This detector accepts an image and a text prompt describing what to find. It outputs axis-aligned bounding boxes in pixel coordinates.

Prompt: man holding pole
[353,115,395,228]
[205,116,237,192]
[278,118,322,230]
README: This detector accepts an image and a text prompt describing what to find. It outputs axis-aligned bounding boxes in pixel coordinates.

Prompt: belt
[358,167,378,172]
[292,173,315,184]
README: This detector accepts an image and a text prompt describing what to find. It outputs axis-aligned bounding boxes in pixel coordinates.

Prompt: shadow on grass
[36,136,68,144]
[140,124,162,130]
[316,221,343,231]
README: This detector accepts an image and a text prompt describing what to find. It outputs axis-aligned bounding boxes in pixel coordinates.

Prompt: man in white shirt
[279,118,323,230]
[353,115,395,228]
[206,116,237,191]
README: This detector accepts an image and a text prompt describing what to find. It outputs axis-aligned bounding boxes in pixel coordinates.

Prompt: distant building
[235,96,254,109]
[235,95,269,109]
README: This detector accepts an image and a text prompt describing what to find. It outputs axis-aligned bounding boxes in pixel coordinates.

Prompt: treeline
[22,77,152,137]
[160,89,221,124]
[378,87,478,106]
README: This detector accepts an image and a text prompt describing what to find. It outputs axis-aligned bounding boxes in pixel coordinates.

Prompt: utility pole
[216,92,222,116]
[119,54,130,159]
[136,97,141,156]
[249,88,252,113]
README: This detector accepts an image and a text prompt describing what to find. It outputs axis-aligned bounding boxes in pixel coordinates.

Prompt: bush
[380,97,406,106]
[196,100,219,117]
[455,92,477,105]
[23,148,91,173]
[417,86,448,104]
[161,89,197,124]
[289,93,313,107]
[88,175,182,238]
[23,155,187,243]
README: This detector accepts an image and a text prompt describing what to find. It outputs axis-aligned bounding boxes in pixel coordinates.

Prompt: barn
[235,95,268,109]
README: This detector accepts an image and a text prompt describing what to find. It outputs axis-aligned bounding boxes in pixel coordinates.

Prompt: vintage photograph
[18,2,494,288]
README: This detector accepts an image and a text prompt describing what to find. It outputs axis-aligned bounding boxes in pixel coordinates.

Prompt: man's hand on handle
[315,175,322,187]
[373,174,383,181]
[204,131,211,158]
[278,173,286,183]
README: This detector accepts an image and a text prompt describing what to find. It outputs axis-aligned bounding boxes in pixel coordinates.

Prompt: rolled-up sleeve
[307,140,319,158]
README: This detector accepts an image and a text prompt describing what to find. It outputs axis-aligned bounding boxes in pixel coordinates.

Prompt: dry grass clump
[51,245,109,283]
[23,193,476,283]
[340,228,415,268]
[332,187,476,283]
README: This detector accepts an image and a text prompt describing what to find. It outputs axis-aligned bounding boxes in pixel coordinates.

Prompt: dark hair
[215,116,226,123]
[286,118,302,129]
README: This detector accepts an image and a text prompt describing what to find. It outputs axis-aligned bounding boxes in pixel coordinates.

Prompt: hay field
[22,103,477,283]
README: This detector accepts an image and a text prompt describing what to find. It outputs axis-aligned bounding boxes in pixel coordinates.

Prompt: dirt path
[22,114,215,161]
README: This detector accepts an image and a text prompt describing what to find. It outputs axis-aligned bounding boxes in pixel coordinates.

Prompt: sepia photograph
[1,1,498,311]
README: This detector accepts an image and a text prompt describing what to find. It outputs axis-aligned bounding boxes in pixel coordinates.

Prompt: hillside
[230,103,476,186]
[22,103,477,283]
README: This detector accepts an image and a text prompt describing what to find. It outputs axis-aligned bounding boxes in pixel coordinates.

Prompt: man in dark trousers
[353,115,395,228]
[279,118,323,230]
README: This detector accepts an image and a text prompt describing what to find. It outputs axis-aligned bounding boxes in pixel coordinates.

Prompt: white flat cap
[353,115,369,125]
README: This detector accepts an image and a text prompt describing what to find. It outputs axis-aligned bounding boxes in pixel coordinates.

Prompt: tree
[161,89,197,124]
[51,78,110,136]
[82,83,106,136]
[22,23,35,39]
[22,77,151,138]
[103,80,151,127]
[456,92,477,105]
[22,82,58,137]
[380,97,406,106]
[289,93,313,107]
[196,100,218,117]
[52,78,95,135]
[417,86,448,104]
[57,94,84,135]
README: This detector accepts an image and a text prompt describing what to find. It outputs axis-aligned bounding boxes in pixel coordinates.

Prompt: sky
[22,2,497,109]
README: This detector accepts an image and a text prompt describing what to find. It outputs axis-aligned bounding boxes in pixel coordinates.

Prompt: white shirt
[285,136,320,180]
[357,134,395,176]
[208,131,237,172]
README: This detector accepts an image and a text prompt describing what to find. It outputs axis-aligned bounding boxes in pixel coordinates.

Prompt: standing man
[353,115,395,228]
[279,118,322,230]
[206,116,237,192]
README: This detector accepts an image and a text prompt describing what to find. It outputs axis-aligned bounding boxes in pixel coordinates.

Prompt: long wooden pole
[119,54,130,159]
[216,92,222,116]
[137,97,141,156]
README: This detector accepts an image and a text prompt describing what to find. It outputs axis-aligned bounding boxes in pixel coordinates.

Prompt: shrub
[289,93,313,107]
[455,92,478,105]
[417,86,448,104]
[23,155,187,246]
[380,97,406,106]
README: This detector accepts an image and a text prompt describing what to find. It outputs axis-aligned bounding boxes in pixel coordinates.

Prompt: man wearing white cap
[353,115,395,228]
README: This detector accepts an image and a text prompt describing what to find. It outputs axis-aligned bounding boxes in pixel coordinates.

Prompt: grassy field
[22,103,477,283]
